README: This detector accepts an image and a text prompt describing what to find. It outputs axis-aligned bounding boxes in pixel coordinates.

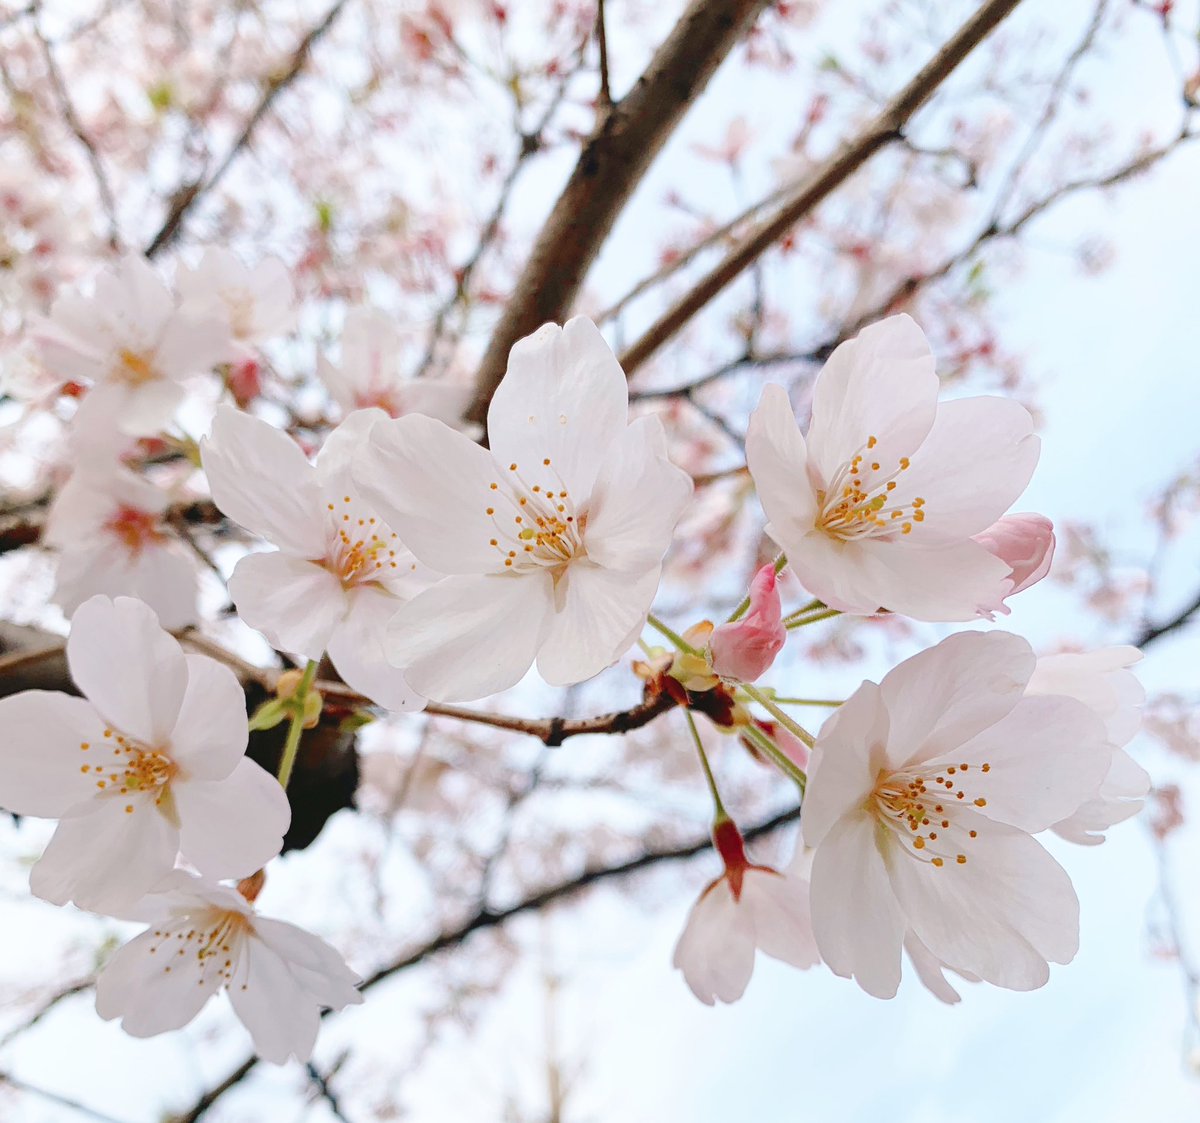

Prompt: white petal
[809,810,905,998]
[536,563,660,687]
[582,415,692,572]
[228,551,348,660]
[741,869,820,969]
[385,573,553,702]
[105,380,188,437]
[0,692,107,817]
[326,587,425,712]
[200,405,326,556]
[487,317,629,498]
[878,630,1034,769]
[671,879,757,1005]
[67,595,188,746]
[1027,647,1144,747]
[806,315,938,488]
[252,917,363,1008]
[169,655,249,780]
[745,383,818,552]
[313,407,389,489]
[354,413,504,574]
[904,930,965,1005]
[228,935,321,1064]
[174,759,290,878]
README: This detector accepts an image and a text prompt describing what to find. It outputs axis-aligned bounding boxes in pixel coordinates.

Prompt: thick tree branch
[617,0,1025,377]
[464,0,771,426]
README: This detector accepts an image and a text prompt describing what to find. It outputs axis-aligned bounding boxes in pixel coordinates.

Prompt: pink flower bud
[973,513,1055,615]
[709,564,786,681]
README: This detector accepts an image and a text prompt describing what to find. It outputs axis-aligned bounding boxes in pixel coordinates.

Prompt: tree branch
[617,0,1026,377]
[464,0,771,426]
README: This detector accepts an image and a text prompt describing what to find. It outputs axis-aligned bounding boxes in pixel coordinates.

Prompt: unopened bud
[237,869,266,903]
[301,689,324,729]
[275,669,306,700]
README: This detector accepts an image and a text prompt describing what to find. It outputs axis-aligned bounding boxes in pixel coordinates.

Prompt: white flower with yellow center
[0,596,289,913]
[801,630,1111,998]
[94,870,362,1063]
[352,317,694,702]
[201,405,429,713]
[745,314,1042,621]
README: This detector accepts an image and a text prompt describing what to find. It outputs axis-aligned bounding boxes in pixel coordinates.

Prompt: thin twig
[595,0,612,114]
[0,1071,134,1123]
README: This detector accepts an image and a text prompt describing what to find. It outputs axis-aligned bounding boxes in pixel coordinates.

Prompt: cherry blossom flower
[353,317,693,702]
[177,247,295,354]
[974,512,1056,616]
[745,315,1041,621]
[200,405,428,712]
[708,564,786,681]
[94,871,362,1063]
[32,255,230,435]
[673,819,818,1004]
[43,461,198,630]
[317,306,470,422]
[1027,647,1149,845]
[801,630,1110,998]
[0,596,290,912]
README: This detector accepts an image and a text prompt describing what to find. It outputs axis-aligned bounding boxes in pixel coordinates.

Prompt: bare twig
[465,0,771,426]
[0,1070,134,1123]
[617,0,1026,377]
[595,0,612,114]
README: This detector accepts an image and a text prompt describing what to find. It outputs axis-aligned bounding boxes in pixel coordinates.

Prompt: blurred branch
[172,804,800,1122]
[1132,588,1200,651]
[0,976,92,1048]
[0,1070,133,1123]
[143,0,350,258]
[465,0,771,426]
[616,0,1025,377]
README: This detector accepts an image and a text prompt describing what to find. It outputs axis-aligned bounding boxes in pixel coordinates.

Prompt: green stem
[646,612,703,657]
[743,721,807,796]
[781,598,824,624]
[765,696,842,707]
[683,709,727,820]
[726,553,788,622]
[785,608,841,629]
[276,659,318,791]
[741,683,816,748]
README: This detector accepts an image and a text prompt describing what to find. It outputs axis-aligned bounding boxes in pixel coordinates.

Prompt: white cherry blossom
[745,315,1042,621]
[1027,646,1148,845]
[43,461,198,630]
[0,596,289,912]
[673,821,818,1005]
[200,405,428,712]
[317,306,470,422]
[177,247,295,353]
[353,317,693,702]
[802,630,1110,998]
[95,871,362,1064]
[32,255,230,435]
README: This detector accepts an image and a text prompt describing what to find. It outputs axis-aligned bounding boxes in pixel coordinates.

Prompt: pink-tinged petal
[0,692,107,817]
[582,415,692,573]
[536,563,661,687]
[228,936,322,1064]
[935,694,1109,833]
[888,816,1078,990]
[801,682,888,849]
[174,759,290,878]
[878,631,1034,769]
[487,317,629,498]
[67,595,188,746]
[904,930,971,1005]
[385,572,553,702]
[327,587,425,713]
[889,396,1040,542]
[353,413,504,575]
[313,407,389,490]
[850,537,1014,622]
[809,810,905,998]
[201,405,326,556]
[252,917,363,1008]
[1027,646,1144,747]
[973,513,1055,612]
[806,314,938,488]
[115,255,175,328]
[95,926,224,1035]
[741,869,820,969]
[745,382,818,548]
[671,878,757,1006]
[781,530,888,616]
[156,311,232,377]
[31,796,179,911]
[1051,747,1148,845]
[169,655,249,779]
[391,379,472,425]
[709,564,786,682]
[227,551,347,660]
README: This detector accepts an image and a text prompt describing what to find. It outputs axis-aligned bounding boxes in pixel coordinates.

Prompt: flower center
[115,348,158,386]
[484,458,586,575]
[871,759,992,868]
[148,908,251,988]
[324,495,403,588]
[104,505,166,557]
[79,728,178,813]
[816,434,926,541]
